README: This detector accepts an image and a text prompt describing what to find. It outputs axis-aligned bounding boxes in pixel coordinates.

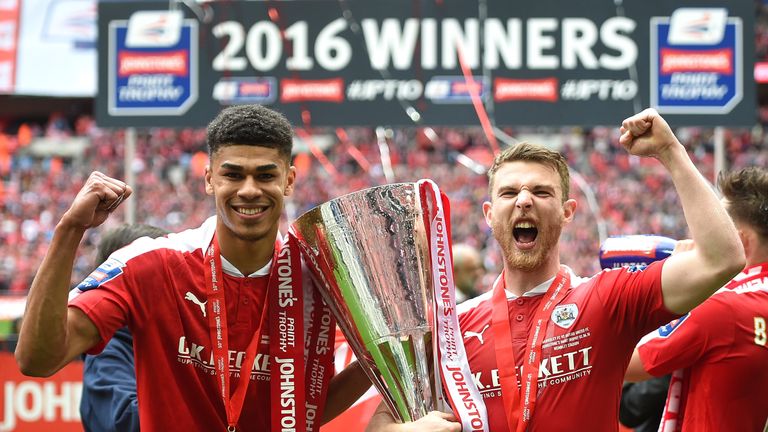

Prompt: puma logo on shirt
[464,324,490,345]
[184,292,207,318]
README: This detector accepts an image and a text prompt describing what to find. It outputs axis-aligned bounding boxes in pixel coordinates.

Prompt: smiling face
[205,145,295,246]
[483,160,576,271]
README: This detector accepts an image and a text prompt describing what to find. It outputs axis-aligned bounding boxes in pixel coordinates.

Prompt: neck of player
[217,227,278,276]
[503,252,561,297]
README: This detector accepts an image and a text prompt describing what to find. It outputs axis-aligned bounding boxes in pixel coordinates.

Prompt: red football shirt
[457,261,676,431]
[69,217,275,431]
[638,263,768,432]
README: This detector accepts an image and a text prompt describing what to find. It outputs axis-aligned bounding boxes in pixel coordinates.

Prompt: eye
[535,190,553,197]
[257,173,276,181]
[223,172,242,179]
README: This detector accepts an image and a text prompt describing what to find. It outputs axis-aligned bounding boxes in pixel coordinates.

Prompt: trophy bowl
[291,183,442,422]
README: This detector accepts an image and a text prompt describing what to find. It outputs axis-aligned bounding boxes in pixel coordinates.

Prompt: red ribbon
[491,267,571,432]
[203,234,274,431]
[204,232,335,431]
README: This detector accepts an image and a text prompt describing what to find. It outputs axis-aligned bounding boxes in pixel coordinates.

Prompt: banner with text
[11,0,96,96]
[96,0,754,127]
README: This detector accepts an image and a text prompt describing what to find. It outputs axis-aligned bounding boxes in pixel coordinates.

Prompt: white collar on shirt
[220,256,272,278]
[503,266,585,299]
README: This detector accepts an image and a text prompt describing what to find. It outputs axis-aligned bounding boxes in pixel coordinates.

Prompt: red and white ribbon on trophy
[419,179,489,432]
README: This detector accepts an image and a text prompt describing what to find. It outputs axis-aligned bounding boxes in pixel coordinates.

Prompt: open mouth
[513,222,538,244]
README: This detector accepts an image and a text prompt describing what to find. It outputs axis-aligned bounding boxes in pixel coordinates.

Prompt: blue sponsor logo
[657,313,690,337]
[108,12,198,116]
[625,263,649,273]
[76,258,125,291]
[213,78,277,105]
[650,8,743,114]
[425,76,488,103]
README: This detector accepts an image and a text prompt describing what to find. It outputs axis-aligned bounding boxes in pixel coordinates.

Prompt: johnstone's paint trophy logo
[650,8,743,114]
[108,10,198,116]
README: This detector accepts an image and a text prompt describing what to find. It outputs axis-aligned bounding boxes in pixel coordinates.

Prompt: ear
[562,198,577,224]
[737,225,752,258]
[482,200,493,228]
[284,165,296,197]
[204,165,214,196]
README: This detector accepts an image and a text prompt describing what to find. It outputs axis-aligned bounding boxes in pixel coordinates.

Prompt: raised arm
[15,171,132,376]
[619,109,745,314]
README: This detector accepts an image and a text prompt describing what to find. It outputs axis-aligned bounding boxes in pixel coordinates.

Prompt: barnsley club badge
[551,304,578,329]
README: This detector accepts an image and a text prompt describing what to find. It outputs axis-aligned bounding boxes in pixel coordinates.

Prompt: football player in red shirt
[627,167,768,432]
[16,104,367,431]
[368,109,744,432]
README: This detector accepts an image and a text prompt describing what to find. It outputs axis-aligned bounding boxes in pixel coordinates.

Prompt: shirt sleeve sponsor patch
[656,313,690,337]
[625,263,649,273]
[75,258,126,291]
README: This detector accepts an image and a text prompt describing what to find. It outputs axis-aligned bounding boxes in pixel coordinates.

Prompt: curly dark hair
[718,167,768,239]
[206,105,293,160]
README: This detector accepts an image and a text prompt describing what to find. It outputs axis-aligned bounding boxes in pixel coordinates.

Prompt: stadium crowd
[2,0,768,296]
[0,112,765,294]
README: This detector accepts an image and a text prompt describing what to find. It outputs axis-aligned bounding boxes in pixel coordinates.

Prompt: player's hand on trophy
[400,411,461,432]
[619,108,681,159]
[366,408,461,432]
[61,171,132,230]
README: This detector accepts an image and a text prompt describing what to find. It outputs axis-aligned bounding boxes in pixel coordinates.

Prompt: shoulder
[457,290,494,317]
[578,260,664,289]
[111,216,216,264]
[70,218,216,294]
[638,293,730,347]
[565,265,589,289]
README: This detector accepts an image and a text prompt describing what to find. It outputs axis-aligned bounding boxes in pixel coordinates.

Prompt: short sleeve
[637,295,732,376]
[592,260,680,342]
[68,250,151,354]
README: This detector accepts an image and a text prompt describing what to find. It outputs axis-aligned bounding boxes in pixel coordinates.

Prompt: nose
[238,176,262,200]
[516,189,533,210]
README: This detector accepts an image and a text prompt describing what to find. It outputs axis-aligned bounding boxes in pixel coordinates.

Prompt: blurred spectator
[452,243,485,301]
[0,111,766,293]
[619,376,670,432]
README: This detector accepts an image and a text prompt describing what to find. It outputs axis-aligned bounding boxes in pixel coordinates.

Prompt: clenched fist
[60,171,132,230]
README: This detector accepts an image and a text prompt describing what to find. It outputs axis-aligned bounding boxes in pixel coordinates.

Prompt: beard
[492,219,562,272]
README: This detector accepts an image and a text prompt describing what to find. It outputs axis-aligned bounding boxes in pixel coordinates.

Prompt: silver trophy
[292,183,443,422]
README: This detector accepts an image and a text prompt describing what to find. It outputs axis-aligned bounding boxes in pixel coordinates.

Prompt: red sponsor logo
[118,50,188,76]
[660,48,732,74]
[451,80,484,96]
[239,81,271,96]
[601,248,657,259]
[494,78,558,102]
[755,62,768,83]
[280,78,344,103]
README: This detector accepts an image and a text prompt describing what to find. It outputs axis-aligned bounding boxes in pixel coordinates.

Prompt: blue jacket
[81,327,140,432]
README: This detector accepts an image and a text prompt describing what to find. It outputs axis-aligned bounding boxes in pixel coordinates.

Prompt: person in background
[452,243,485,302]
[80,223,169,432]
[619,375,670,432]
[626,167,768,431]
